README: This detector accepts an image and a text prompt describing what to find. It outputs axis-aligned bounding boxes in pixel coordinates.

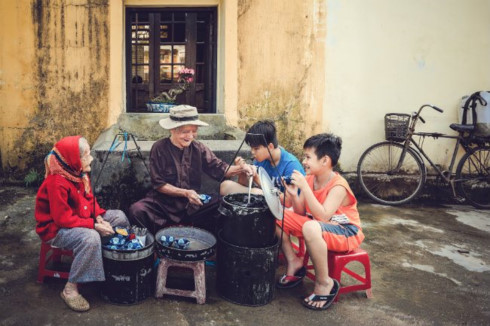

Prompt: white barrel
[460,91,490,137]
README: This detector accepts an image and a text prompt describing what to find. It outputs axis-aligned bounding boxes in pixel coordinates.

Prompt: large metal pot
[155,226,216,261]
[218,193,276,248]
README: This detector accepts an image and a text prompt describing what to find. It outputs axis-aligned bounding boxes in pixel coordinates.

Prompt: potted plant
[146,67,195,113]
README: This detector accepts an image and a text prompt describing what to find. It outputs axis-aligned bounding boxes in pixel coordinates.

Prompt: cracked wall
[0,0,110,177]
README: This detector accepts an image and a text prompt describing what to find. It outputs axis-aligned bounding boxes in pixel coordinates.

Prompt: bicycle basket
[385,113,410,142]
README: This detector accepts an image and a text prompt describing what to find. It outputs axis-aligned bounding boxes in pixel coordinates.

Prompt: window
[126,8,217,113]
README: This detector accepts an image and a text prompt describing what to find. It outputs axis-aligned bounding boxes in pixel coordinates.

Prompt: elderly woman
[35,136,130,312]
[129,105,253,234]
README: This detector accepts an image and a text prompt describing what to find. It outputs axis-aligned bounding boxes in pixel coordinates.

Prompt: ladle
[247,175,253,204]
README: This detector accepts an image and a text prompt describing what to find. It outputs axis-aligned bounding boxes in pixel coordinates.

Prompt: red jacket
[35,174,106,242]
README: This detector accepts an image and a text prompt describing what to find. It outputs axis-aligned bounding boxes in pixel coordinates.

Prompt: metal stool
[296,238,373,301]
[155,258,206,304]
[37,242,73,283]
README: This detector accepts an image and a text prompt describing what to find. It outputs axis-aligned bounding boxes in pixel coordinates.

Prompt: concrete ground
[0,185,489,326]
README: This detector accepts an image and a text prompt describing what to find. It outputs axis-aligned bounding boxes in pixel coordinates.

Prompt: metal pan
[155,226,217,261]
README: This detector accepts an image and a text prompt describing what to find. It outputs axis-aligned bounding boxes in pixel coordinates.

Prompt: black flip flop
[301,279,340,310]
[276,266,307,289]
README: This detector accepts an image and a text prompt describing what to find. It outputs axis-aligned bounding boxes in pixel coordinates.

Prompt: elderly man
[129,105,252,234]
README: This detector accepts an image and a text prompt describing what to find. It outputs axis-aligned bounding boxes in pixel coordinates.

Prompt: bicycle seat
[449,123,475,133]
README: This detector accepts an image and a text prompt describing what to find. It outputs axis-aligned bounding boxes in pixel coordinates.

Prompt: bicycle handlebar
[431,105,443,113]
[412,104,443,126]
[418,104,443,113]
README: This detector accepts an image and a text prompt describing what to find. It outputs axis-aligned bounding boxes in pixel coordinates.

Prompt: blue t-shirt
[254,147,305,191]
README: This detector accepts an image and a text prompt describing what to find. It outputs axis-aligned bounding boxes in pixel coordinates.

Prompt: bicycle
[357,102,490,209]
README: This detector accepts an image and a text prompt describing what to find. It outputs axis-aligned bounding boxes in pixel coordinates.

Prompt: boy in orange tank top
[276,133,365,310]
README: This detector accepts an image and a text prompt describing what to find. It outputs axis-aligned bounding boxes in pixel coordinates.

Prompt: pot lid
[258,167,284,220]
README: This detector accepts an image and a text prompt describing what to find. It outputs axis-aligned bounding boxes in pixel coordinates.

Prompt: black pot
[217,231,278,306]
[219,193,276,248]
[101,234,155,305]
[155,226,216,261]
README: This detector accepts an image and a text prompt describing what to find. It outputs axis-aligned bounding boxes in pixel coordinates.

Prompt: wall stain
[8,0,110,178]
[238,0,252,18]
[238,87,318,158]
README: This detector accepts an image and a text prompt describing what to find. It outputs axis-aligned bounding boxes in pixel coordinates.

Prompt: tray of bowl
[155,226,217,261]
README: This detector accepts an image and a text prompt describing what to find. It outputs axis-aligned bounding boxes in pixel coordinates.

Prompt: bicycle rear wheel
[357,141,426,205]
[455,146,490,209]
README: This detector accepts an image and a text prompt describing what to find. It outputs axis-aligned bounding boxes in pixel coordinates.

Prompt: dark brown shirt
[148,138,229,220]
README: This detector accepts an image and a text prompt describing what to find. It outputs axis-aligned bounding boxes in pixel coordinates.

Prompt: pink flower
[179,67,195,75]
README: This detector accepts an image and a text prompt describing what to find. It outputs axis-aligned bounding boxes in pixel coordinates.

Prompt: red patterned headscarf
[44,136,91,194]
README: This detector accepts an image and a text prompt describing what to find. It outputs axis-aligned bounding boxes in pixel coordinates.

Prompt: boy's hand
[248,164,258,177]
[283,181,299,198]
[289,170,308,190]
[242,163,255,177]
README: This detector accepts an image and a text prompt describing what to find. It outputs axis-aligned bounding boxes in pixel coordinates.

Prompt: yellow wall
[325,0,490,171]
[0,0,111,176]
[0,1,36,174]
[2,0,490,176]
[237,0,327,155]
[0,0,239,176]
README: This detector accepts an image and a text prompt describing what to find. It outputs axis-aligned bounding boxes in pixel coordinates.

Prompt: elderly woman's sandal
[60,291,90,312]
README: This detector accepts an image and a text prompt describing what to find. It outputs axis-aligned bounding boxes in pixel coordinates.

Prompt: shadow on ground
[0,186,489,326]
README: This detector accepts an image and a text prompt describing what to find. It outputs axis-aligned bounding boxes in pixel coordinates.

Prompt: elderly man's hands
[186,189,204,206]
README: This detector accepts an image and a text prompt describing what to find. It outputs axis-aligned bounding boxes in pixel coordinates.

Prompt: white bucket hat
[158,105,209,130]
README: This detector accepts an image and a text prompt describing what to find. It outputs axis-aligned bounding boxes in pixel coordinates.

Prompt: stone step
[115,113,245,141]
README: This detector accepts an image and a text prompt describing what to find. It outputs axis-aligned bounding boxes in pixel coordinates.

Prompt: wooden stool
[296,239,373,301]
[37,242,73,283]
[155,258,206,304]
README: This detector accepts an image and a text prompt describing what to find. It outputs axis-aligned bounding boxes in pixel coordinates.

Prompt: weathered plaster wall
[237,0,327,156]
[0,0,110,177]
[0,1,37,176]
[3,0,489,178]
[325,0,490,171]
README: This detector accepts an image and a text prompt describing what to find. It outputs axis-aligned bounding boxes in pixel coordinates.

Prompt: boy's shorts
[276,210,364,252]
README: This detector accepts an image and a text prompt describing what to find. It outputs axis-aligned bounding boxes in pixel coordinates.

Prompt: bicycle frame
[394,104,474,195]
[408,133,462,183]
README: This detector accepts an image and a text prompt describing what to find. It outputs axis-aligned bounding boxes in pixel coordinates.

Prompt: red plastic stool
[297,239,373,301]
[155,258,206,304]
[37,242,73,283]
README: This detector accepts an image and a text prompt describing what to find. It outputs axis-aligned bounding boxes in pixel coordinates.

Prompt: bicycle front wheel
[455,146,490,209]
[357,141,426,205]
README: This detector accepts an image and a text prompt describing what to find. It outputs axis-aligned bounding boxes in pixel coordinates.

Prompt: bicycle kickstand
[448,180,465,204]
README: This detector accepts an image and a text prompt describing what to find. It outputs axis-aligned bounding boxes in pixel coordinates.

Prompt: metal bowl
[155,226,217,261]
[102,233,155,261]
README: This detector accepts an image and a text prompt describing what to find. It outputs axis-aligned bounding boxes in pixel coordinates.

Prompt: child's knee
[302,220,321,240]
[219,180,234,195]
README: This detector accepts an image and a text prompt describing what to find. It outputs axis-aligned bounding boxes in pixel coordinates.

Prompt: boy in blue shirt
[220,120,305,195]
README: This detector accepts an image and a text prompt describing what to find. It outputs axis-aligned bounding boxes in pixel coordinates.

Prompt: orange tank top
[305,173,362,229]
